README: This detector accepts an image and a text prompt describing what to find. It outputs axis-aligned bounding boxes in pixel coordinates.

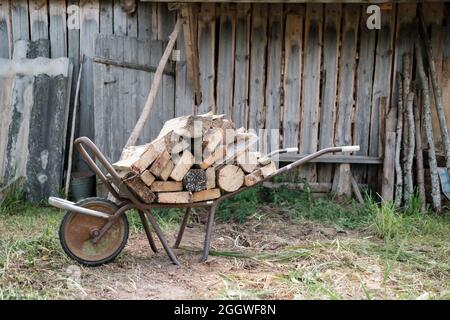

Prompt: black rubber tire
[59,197,129,267]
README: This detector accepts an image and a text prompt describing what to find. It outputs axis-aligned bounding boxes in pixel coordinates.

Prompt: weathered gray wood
[29,0,49,41]
[0,0,12,58]
[137,0,153,39]
[49,1,67,58]
[99,0,113,35]
[157,3,176,41]
[318,4,340,183]
[232,3,250,128]
[197,3,216,113]
[353,7,377,183]
[282,5,303,150]
[381,132,396,202]
[127,9,138,37]
[394,77,404,207]
[413,92,426,211]
[299,4,322,182]
[114,0,127,36]
[11,0,29,42]
[175,29,194,116]
[332,4,359,196]
[368,4,396,191]
[216,3,236,116]
[248,3,268,131]
[264,4,283,152]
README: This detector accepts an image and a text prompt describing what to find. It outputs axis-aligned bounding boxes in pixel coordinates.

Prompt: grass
[0,185,449,299]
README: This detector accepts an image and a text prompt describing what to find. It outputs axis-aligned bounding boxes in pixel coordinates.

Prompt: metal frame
[49,136,359,265]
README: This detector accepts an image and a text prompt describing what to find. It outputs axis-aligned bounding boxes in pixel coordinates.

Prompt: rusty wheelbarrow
[48,136,359,266]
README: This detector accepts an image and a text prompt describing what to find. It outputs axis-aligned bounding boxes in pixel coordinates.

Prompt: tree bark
[404,91,415,201]
[395,75,404,207]
[413,92,426,212]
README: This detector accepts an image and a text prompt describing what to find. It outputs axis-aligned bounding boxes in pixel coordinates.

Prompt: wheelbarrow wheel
[59,197,129,267]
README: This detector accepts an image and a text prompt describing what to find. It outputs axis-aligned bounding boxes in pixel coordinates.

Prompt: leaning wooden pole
[416,44,441,212]
[404,91,415,201]
[124,18,183,149]
[413,93,426,212]
[394,76,404,207]
[419,11,450,173]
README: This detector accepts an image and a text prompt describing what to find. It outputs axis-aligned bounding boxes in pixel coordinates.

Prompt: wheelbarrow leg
[174,208,191,249]
[139,211,158,253]
[200,203,217,262]
[144,210,180,265]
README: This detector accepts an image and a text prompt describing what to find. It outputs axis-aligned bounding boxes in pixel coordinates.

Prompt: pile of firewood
[112,113,277,204]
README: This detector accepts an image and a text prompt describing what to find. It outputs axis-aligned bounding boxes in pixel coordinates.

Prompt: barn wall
[0,1,449,193]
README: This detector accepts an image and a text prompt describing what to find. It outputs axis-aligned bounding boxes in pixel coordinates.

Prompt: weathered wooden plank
[157,3,176,41]
[127,9,138,37]
[29,0,48,41]
[232,3,251,128]
[368,4,396,191]
[353,5,377,183]
[114,0,127,36]
[317,3,341,183]
[442,5,450,145]
[49,1,67,58]
[332,4,360,196]
[0,0,12,58]
[299,4,322,181]
[138,1,153,39]
[11,0,29,42]
[175,29,194,116]
[216,3,236,116]
[265,4,283,152]
[248,4,268,131]
[197,3,216,113]
[99,0,113,35]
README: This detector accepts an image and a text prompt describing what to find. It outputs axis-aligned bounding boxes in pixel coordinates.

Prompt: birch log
[404,91,415,201]
[413,94,426,212]
[416,44,441,212]
[394,76,404,207]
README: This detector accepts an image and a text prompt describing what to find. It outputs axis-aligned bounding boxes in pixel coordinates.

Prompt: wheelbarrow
[49,136,359,266]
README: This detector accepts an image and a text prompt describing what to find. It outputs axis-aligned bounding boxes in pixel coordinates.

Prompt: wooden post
[124,18,183,149]
[413,93,426,212]
[394,76,404,207]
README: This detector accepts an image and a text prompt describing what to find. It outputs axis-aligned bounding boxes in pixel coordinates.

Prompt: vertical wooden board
[197,3,215,114]
[318,4,341,183]
[442,5,450,141]
[157,3,176,41]
[138,1,153,39]
[29,0,49,41]
[151,3,158,40]
[282,5,303,150]
[265,4,283,152]
[423,3,445,149]
[332,4,360,196]
[216,4,236,117]
[0,75,15,180]
[127,11,138,38]
[11,0,30,43]
[175,29,194,116]
[233,3,251,128]
[79,0,99,167]
[99,0,113,35]
[123,36,138,150]
[368,5,396,190]
[248,4,268,131]
[299,4,322,181]
[0,0,11,58]
[113,0,127,36]
[136,38,153,143]
[49,0,67,58]
[353,6,377,183]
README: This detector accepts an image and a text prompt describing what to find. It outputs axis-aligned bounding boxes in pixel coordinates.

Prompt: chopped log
[149,149,171,177]
[237,151,259,173]
[217,165,244,192]
[170,149,195,181]
[260,161,277,178]
[192,188,221,202]
[131,137,166,173]
[244,170,263,187]
[156,191,193,204]
[158,114,213,139]
[159,160,174,181]
[394,75,404,207]
[199,145,227,169]
[203,128,223,153]
[140,170,156,187]
[112,144,149,170]
[183,169,207,192]
[150,181,184,192]
[122,172,155,204]
[404,91,415,201]
[416,44,441,212]
[213,115,235,130]
[413,93,426,212]
[206,167,216,189]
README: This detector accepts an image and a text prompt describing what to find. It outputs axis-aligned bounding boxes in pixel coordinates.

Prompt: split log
[416,44,441,212]
[131,137,166,173]
[183,169,207,192]
[159,160,174,181]
[149,149,171,177]
[206,167,216,189]
[203,128,223,153]
[150,181,184,192]
[122,172,155,204]
[156,191,193,204]
[260,161,277,178]
[244,170,263,187]
[394,75,404,207]
[199,145,227,169]
[112,144,149,170]
[170,150,195,181]
[236,151,259,173]
[217,165,244,192]
[140,170,156,187]
[158,113,213,139]
[413,93,426,211]
[192,188,221,202]
[404,91,415,201]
